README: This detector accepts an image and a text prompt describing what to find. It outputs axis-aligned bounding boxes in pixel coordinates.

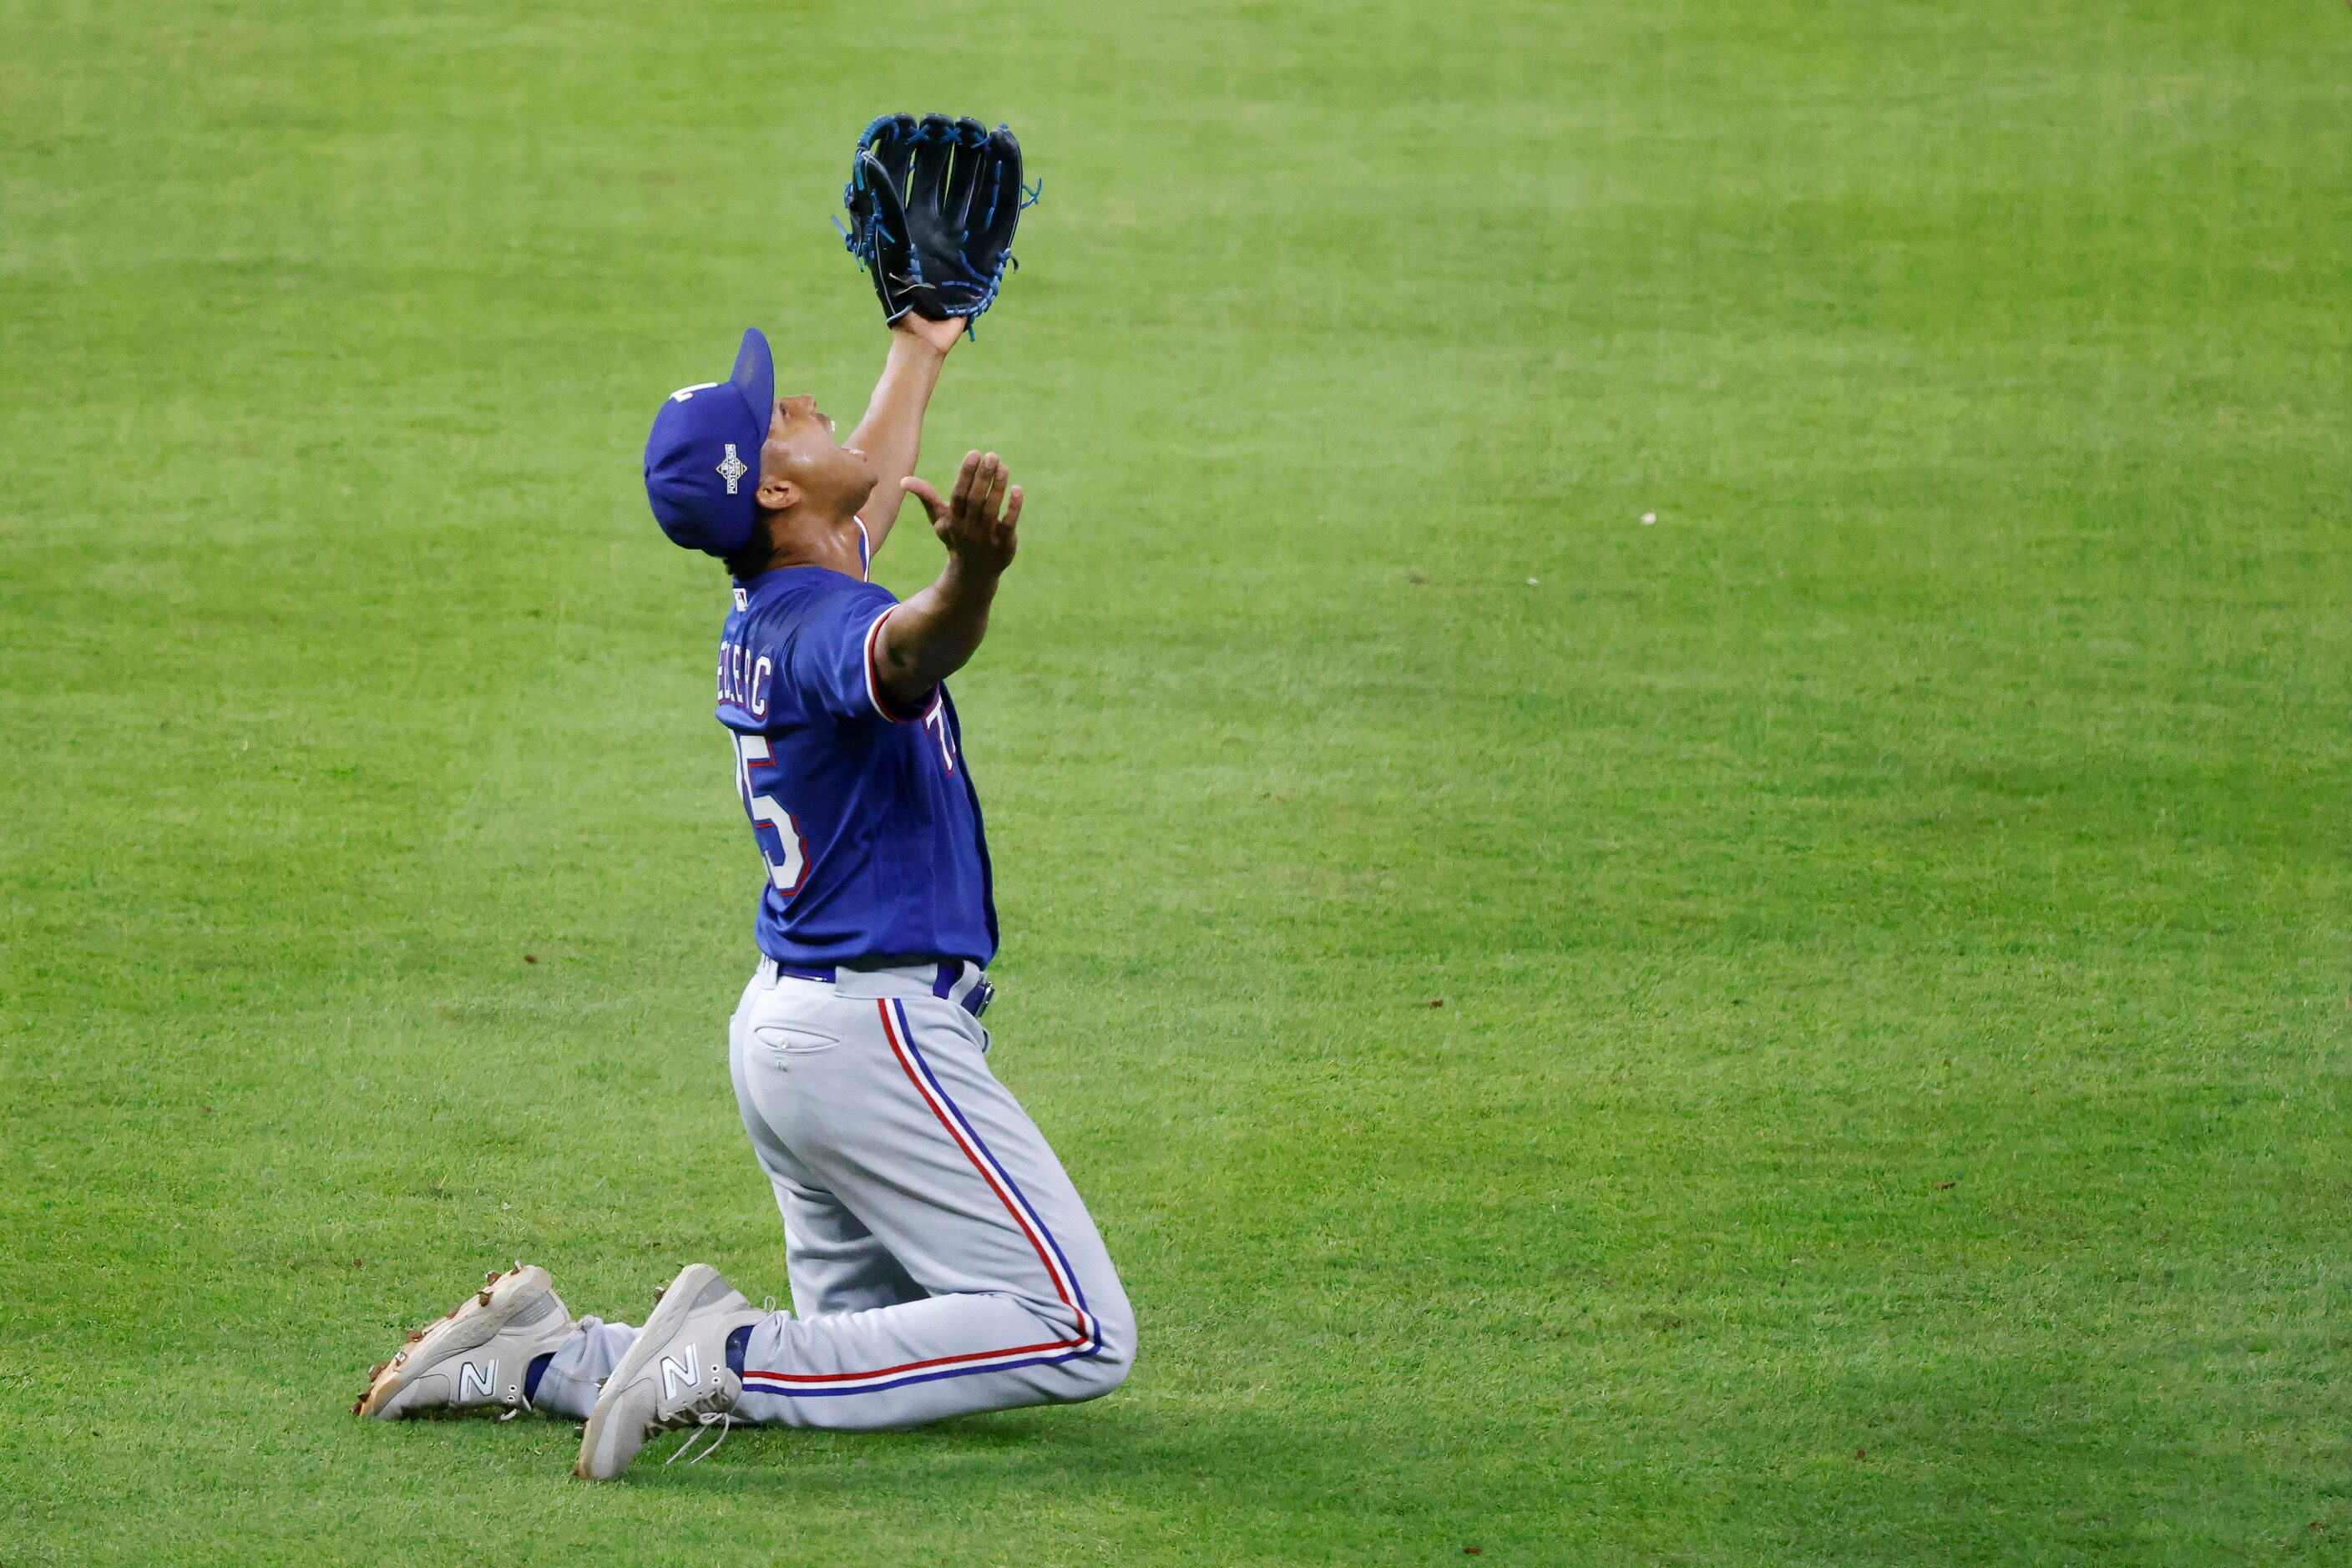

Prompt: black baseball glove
[840,114,1033,327]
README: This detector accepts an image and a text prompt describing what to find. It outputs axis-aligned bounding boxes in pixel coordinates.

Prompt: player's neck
[752,507,862,579]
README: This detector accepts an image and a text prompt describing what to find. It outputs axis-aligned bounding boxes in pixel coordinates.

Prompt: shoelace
[665,1409,733,1466]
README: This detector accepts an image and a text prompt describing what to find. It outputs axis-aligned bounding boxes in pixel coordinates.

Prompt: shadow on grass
[589,1400,1393,1521]
[680,1404,1354,1479]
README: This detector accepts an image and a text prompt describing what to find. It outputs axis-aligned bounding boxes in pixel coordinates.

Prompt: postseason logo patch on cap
[643,329,776,557]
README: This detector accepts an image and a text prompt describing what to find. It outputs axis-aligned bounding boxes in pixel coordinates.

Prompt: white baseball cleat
[354,1262,575,1419]
[574,1262,764,1481]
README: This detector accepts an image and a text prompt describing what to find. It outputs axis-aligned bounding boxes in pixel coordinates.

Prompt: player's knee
[1065,1348,1130,1403]
[1063,1311,1136,1402]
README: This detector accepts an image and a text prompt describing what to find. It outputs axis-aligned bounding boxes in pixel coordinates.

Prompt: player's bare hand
[893,314,967,357]
[904,451,1020,578]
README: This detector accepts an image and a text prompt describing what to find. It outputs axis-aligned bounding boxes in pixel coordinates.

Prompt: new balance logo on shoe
[459,1359,498,1401]
[660,1346,701,1401]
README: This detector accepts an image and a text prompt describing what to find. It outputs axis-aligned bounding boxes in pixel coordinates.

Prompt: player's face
[763,394,878,517]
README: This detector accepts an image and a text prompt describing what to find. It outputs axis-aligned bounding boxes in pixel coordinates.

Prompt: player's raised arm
[871,449,1020,711]
[844,314,965,555]
[835,114,1029,562]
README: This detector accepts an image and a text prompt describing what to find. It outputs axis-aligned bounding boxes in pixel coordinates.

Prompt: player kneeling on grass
[356,118,1134,1479]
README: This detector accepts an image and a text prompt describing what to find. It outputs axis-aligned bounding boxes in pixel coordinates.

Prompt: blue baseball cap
[644,327,777,555]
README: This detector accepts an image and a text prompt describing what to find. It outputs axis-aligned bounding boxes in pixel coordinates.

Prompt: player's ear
[756,473,799,511]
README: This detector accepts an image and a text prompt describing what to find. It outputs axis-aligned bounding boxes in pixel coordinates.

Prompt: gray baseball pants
[531,961,1135,1429]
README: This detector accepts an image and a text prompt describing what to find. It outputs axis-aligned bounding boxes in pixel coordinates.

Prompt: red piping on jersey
[862,608,928,723]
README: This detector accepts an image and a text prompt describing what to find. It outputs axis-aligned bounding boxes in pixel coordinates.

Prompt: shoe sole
[355,1263,553,1419]
[574,1262,736,1480]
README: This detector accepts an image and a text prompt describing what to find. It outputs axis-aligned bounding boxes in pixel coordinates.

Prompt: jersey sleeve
[784,579,924,724]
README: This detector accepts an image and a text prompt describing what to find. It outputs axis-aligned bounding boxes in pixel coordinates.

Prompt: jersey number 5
[732,733,809,896]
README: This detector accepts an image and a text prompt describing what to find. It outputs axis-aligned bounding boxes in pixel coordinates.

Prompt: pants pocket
[753,1023,842,1055]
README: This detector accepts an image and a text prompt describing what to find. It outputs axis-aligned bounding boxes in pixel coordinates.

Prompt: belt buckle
[968,976,994,1019]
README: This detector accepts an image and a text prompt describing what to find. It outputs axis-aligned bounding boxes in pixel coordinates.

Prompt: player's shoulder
[738,568,882,623]
[751,564,896,610]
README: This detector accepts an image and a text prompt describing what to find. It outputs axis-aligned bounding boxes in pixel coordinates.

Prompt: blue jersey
[715,564,998,968]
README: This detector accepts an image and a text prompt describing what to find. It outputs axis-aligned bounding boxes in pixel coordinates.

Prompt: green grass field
[5,1,2349,1561]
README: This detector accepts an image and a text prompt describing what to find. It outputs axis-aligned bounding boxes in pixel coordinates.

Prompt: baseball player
[355,119,1135,1479]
